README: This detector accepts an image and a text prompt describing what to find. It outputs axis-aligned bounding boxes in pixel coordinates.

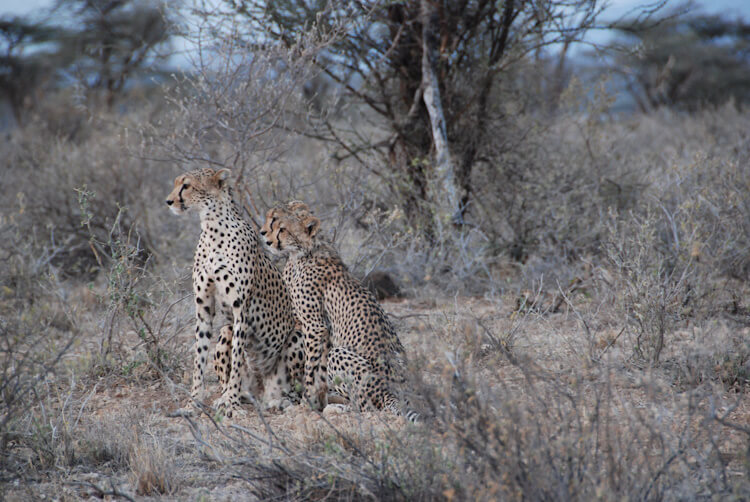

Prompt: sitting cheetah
[165,168,298,416]
[260,201,419,421]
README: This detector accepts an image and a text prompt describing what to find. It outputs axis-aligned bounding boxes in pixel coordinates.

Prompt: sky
[1,0,50,18]
[601,0,748,19]
[3,0,749,19]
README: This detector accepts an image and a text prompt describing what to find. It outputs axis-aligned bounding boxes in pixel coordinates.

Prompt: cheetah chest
[195,230,255,309]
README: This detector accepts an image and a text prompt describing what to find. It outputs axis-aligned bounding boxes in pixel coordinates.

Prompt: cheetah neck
[198,196,245,233]
[292,239,344,266]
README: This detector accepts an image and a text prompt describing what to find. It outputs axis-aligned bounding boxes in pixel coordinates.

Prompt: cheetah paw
[239,392,259,406]
[226,406,247,419]
[213,394,245,418]
[323,403,350,415]
[191,388,209,406]
[305,390,328,412]
[265,397,292,412]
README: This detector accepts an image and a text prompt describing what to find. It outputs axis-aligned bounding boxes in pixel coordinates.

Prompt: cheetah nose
[166,200,173,206]
[265,240,272,246]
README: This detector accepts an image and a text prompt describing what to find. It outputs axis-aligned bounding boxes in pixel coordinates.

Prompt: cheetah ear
[213,168,231,188]
[303,215,321,237]
[287,200,309,213]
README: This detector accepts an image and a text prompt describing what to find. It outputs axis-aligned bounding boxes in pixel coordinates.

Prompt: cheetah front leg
[190,296,214,407]
[213,325,232,393]
[214,312,250,417]
[261,358,293,411]
[283,325,306,398]
[302,323,329,412]
[214,325,262,404]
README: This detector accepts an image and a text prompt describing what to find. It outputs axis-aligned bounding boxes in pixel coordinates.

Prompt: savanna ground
[2,78,750,500]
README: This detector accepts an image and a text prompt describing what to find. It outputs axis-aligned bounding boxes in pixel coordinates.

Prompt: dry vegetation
[2,15,750,501]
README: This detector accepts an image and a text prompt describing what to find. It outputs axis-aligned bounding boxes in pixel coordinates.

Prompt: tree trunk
[421,0,464,229]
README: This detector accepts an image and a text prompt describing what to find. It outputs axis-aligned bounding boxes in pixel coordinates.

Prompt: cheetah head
[165,168,231,215]
[260,201,321,255]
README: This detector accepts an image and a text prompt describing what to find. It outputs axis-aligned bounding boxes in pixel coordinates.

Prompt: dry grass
[129,431,176,496]
[1,290,749,499]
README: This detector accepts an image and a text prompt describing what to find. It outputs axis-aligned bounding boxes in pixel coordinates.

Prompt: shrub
[0,223,77,477]
[604,206,703,365]
[0,100,163,281]
[0,317,75,475]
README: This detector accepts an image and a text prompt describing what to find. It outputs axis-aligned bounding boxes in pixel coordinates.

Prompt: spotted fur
[260,201,419,421]
[165,168,298,416]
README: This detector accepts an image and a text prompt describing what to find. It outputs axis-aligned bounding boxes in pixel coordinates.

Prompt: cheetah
[165,168,298,416]
[260,201,419,421]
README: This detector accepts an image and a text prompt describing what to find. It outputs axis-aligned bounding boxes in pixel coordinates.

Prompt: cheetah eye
[182,183,190,189]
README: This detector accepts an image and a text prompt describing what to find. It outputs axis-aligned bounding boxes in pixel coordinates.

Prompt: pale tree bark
[421,0,464,229]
